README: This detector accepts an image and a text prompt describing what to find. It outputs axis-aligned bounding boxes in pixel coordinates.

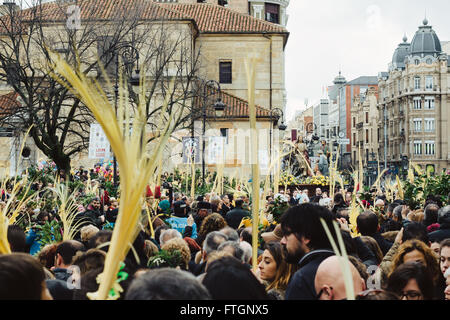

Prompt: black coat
[188,261,206,277]
[82,208,103,228]
[429,222,450,243]
[72,208,104,241]
[381,218,402,233]
[105,208,119,223]
[351,236,378,267]
[225,207,251,229]
[46,279,73,300]
[220,204,232,218]
[285,249,335,300]
[372,232,393,256]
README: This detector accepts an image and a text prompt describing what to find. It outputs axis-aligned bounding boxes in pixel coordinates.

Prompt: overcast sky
[284,0,450,121]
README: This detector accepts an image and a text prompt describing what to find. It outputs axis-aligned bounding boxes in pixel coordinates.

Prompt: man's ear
[320,285,333,300]
[361,277,367,291]
[301,236,311,247]
[55,253,62,267]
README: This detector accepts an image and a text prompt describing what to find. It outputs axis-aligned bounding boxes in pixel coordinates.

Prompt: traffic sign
[337,138,350,145]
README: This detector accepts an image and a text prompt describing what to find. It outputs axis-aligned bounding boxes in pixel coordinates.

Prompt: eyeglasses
[316,287,329,300]
[400,291,422,300]
[316,287,348,300]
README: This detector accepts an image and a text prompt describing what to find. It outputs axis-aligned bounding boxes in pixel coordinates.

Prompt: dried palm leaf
[245,57,260,271]
[396,175,404,200]
[320,218,355,300]
[51,179,86,241]
[48,51,175,300]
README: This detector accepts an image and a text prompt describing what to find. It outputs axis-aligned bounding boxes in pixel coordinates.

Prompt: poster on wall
[182,137,200,164]
[207,136,226,165]
[89,123,110,159]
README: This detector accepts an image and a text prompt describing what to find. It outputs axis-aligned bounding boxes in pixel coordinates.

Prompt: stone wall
[197,34,286,111]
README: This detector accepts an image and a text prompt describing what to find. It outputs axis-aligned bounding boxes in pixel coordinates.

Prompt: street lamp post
[113,43,140,187]
[200,80,226,189]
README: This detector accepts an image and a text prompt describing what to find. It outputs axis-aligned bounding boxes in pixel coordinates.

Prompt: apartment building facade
[378,19,450,174]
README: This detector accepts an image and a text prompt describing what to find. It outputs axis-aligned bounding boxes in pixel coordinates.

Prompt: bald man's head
[314,256,365,300]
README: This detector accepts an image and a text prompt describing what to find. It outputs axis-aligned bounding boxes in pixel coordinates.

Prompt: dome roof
[410,19,442,56]
[333,71,346,85]
[392,35,410,69]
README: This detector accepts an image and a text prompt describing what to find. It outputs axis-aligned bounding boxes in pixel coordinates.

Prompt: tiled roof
[5,1,287,35]
[0,92,20,115]
[160,3,288,34]
[196,87,276,120]
[8,0,187,23]
[347,76,379,86]
[0,0,187,34]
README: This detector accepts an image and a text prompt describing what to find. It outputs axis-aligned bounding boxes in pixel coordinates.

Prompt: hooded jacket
[285,249,335,300]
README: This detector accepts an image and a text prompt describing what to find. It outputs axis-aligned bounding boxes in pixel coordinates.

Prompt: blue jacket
[285,249,335,300]
[26,228,41,256]
[165,216,197,239]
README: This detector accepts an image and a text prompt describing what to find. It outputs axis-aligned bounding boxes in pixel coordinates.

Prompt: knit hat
[158,199,171,213]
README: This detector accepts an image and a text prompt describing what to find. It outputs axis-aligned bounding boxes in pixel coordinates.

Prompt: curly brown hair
[391,239,441,283]
[161,238,191,270]
[198,213,227,240]
[37,243,59,270]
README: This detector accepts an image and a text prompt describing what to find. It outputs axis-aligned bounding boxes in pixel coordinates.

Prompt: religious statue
[294,136,310,177]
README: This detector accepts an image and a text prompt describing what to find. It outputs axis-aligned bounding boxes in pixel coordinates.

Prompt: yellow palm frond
[51,179,85,241]
[396,175,404,200]
[48,51,175,300]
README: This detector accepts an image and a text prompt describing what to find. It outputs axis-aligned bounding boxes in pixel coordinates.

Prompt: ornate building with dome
[378,18,450,175]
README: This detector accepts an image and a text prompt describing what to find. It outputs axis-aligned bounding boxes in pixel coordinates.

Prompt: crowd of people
[1,167,450,301]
